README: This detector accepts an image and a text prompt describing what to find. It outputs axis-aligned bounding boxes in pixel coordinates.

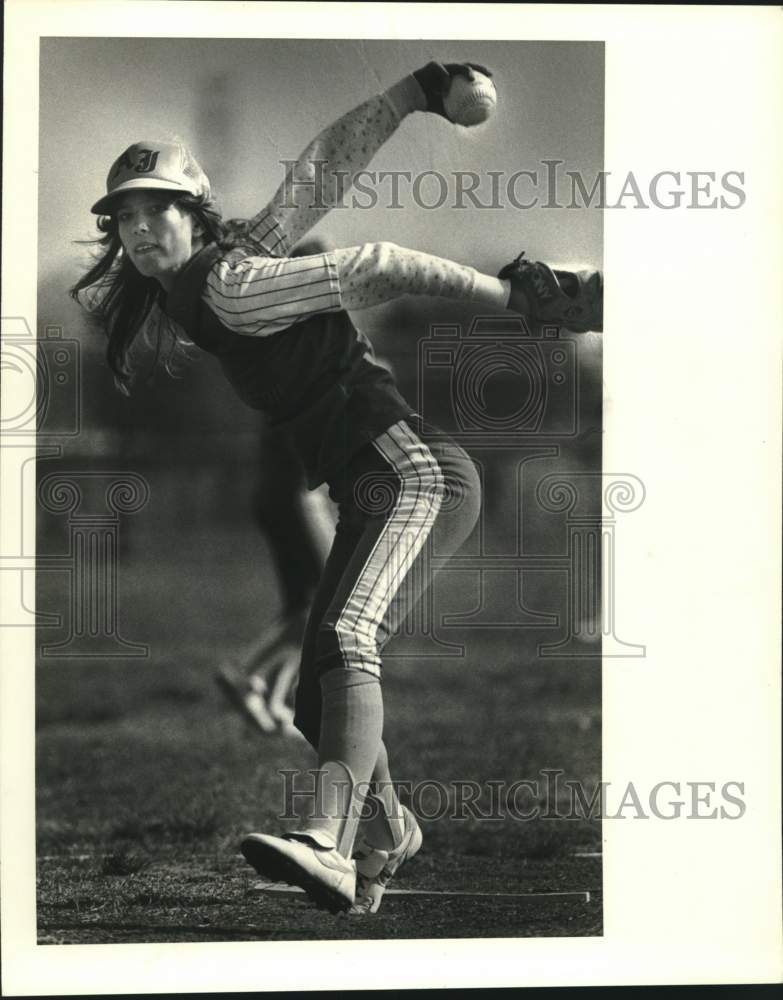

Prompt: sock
[301,668,383,857]
[361,741,405,851]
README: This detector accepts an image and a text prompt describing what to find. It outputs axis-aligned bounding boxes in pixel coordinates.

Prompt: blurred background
[36,38,603,667]
[33,39,605,940]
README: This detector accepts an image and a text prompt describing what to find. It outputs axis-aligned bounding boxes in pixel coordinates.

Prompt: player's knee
[315,618,381,675]
[452,455,482,531]
[435,449,482,543]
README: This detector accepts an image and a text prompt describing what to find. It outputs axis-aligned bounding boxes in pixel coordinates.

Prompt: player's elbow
[372,240,401,257]
[358,240,401,272]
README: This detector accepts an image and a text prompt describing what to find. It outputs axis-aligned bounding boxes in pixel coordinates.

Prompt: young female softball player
[74,61,602,915]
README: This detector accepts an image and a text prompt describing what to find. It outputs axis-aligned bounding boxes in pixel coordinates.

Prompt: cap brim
[91,178,196,215]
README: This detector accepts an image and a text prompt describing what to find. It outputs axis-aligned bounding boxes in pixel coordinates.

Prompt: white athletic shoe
[349,805,423,915]
[241,830,356,913]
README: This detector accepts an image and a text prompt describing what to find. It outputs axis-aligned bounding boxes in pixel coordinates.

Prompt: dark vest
[164,244,414,489]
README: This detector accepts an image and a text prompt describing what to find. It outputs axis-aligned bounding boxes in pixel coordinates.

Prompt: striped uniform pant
[293,418,482,747]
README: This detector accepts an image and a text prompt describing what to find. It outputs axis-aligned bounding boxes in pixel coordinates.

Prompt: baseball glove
[499,252,603,333]
[413,61,494,120]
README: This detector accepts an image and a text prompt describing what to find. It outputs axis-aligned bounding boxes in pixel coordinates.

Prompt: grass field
[36,507,602,943]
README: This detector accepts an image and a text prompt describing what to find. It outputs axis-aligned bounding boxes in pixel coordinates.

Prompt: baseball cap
[91,140,211,215]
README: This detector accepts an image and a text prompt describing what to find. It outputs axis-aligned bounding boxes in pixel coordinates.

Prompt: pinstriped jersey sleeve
[202,240,485,337]
[200,76,433,335]
[202,247,342,336]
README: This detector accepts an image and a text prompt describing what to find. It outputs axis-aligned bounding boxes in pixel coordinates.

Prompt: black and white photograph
[1,1,781,993]
[34,31,604,940]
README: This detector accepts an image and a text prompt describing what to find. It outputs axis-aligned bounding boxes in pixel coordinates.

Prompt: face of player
[115,191,204,291]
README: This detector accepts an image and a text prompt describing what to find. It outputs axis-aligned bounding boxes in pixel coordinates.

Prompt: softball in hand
[443,69,497,126]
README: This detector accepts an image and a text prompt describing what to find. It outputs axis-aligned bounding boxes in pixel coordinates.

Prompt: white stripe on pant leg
[334,423,442,674]
[330,435,405,678]
[367,422,446,618]
[332,421,445,677]
[335,464,441,673]
[357,422,445,649]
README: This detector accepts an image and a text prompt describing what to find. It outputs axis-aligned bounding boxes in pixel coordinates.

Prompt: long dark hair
[70,192,261,394]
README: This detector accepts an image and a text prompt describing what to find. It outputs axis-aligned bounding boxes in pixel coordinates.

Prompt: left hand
[413,61,494,120]
[499,253,604,334]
